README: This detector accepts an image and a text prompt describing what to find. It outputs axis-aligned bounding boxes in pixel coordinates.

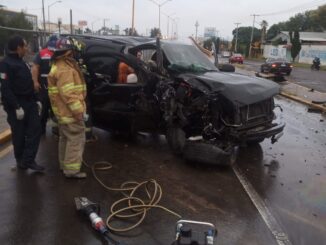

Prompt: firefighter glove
[36,101,42,116]
[16,107,25,120]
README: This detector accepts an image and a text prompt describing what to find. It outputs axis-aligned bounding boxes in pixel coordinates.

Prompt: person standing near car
[0,36,44,171]
[47,37,87,178]
[31,35,58,134]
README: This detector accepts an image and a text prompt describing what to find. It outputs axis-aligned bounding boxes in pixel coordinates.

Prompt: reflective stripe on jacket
[47,56,86,124]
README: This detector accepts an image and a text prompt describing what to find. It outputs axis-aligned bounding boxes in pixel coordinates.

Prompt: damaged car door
[84,50,160,134]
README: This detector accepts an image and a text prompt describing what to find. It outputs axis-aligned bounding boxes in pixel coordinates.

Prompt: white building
[264,31,326,64]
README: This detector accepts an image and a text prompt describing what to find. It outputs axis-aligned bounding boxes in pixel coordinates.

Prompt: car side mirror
[127,74,138,83]
[218,64,235,72]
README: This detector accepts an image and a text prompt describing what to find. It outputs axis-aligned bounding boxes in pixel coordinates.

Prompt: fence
[0,25,54,56]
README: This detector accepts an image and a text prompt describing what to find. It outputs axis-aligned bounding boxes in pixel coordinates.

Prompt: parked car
[229,53,244,64]
[261,58,293,76]
[67,35,285,165]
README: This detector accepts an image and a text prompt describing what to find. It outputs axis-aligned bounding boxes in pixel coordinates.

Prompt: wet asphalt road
[0,97,325,245]
[241,60,326,92]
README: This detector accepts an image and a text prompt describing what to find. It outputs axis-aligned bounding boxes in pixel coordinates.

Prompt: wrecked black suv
[76,36,285,164]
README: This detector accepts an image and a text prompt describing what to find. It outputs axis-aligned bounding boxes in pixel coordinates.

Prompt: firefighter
[0,36,44,171]
[47,37,87,178]
[31,35,58,134]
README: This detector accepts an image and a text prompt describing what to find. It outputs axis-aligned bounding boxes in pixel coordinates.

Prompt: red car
[229,53,244,64]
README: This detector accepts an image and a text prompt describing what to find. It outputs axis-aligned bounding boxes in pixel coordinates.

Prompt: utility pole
[195,20,199,41]
[131,0,135,35]
[103,18,109,34]
[249,14,259,57]
[234,22,241,53]
[42,0,46,32]
[70,9,73,34]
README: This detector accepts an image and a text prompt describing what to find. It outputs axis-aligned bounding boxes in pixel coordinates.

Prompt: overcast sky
[1,0,326,39]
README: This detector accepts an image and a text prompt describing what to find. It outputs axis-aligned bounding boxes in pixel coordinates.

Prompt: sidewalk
[0,107,8,133]
[0,106,11,145]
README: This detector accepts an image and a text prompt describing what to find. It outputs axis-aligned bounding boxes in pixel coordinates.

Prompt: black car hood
[178,71,280,106]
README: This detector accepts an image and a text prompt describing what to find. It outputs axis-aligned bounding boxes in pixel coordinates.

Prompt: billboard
[78,20,88,27]
[204,27,217,38]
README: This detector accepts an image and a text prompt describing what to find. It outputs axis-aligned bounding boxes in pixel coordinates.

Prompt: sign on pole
[78,20,88,27]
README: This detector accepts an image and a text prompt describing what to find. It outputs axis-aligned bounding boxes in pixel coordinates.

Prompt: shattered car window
[162,43,217,73]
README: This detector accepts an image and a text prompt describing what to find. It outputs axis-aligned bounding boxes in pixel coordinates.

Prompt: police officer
[31,35,58,134]
[0,36,44,171]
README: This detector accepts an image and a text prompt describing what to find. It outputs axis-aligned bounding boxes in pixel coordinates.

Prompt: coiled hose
[83,160,181,233]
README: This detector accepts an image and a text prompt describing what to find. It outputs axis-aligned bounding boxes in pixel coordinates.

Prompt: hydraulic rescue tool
[74,197,123,245]
[172,220,217,245]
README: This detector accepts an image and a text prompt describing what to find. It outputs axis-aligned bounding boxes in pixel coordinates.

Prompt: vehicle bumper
[245,122,285,142]
[271,68,291,75]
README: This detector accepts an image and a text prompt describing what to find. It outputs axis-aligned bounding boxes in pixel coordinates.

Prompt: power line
[260,0,326,16]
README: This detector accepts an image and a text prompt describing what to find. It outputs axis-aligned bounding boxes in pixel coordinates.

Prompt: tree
[266,4,326,40]
[290,31,301,62]
[260,20,268,44]
[84,27,92,34]
[0,11,33,55]
[124,27,139,36]
[231,26,260,56]
[150,28,161,38]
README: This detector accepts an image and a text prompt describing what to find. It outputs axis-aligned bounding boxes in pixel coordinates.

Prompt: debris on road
[307,107,323,113]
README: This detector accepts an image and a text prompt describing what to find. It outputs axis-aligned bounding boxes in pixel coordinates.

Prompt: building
[264,31,326,63]
[0,8,38,30]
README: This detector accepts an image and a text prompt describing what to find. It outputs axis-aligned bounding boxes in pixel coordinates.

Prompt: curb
[0,129,11,145]
[280,91,326,113]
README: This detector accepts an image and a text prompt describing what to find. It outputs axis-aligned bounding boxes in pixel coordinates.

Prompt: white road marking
[232,163,292,245]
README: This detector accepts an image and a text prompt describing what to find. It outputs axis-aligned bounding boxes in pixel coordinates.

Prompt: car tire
[166,127,186,155]
[246,138,265,145]
[183,141,237,165]
[286,71,291,76]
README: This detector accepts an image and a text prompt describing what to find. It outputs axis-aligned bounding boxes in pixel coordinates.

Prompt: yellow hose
[83,160,181,232]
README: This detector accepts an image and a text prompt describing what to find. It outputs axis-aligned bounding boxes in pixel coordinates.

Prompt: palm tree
[260,20,268,44]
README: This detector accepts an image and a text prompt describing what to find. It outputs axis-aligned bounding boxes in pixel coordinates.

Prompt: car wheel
[286,71,291,76]
[246,138,265,145]
[183,141,237,165]
[166,127,186,155]
[218,64,235,72]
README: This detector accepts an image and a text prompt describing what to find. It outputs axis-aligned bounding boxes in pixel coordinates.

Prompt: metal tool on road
[172,220,217,245]
[74,197,123,245]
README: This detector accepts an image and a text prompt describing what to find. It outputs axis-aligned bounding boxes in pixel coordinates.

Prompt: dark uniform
[33,48,53,133]
[0,53,41,167]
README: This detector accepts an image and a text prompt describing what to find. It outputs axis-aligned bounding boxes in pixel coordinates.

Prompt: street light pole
[171,17,179,39]
[48,1,62,33]
[195,20,199,41]
[148,0,172,32]
[42,0,46,32]
[166,12,175,38]
[234,22,241,53]
[131,0,135,35]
